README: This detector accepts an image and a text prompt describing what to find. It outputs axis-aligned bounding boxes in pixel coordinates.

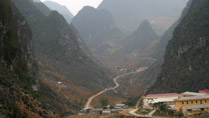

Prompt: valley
[1,0,209,118]
[84,67,148,110]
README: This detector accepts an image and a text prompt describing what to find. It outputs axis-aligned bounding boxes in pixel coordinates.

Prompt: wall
[175,99,209,111]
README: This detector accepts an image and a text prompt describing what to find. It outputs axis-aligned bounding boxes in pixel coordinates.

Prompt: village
[81,89,209,118]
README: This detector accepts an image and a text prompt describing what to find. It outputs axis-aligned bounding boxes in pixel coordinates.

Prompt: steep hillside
[128,1,192,92]
[43,1,73,23]
[71,6,124,56]
[0,0,70,117]
[149,0,209,93]
[150,1,192,60]
[12,0,113,95]
[98,0,188,35]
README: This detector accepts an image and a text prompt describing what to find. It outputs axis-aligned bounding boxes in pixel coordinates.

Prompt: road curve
[129,109,156,118]
[84,67,147,109]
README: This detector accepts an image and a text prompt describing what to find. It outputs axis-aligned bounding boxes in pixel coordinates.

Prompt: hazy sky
[41,0,103,15]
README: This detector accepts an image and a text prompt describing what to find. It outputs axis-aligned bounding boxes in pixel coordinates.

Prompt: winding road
[129,109,156,118]
[84,67,147,109]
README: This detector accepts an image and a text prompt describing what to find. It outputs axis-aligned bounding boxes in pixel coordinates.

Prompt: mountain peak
[43,1,73,23]
[133,20,158,39]
[139,20,152,29]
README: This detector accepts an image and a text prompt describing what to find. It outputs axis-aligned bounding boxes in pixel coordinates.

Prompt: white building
[143,93,179,109]
[114,104,128,109]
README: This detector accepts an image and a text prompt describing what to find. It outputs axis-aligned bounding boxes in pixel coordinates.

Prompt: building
[143,93,179,109]
[183,104,209,116]
[180,92,205,97]
[199,89,209,94]
[111,109,122,113]
[174,95,209,112]
[89,108,103,114]
[102,110,111,115]
[114,104,128,109]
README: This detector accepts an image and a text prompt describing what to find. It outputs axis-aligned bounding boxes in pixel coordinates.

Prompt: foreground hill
[0,0,80,117]
[149,0,209,93]
[12,0,113,101]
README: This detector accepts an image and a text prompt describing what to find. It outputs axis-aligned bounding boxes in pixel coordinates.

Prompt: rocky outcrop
[0,0,61,117]
[149,0,209,93]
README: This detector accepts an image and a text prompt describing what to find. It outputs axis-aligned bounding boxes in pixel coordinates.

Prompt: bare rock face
[0,0,61,117]
[149,0,209,93]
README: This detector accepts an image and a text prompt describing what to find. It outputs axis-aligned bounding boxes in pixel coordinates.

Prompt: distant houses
[83,103,128,115]
[142,89,209,117]
[114,104,128,109]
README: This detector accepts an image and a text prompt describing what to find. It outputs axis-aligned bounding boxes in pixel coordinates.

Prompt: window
[196,101,198,104]
[200,100,202,104]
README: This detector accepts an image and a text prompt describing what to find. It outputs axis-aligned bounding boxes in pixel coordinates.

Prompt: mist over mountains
[1,0,209,117]
[98,0,189,35]
[43,1,74,23]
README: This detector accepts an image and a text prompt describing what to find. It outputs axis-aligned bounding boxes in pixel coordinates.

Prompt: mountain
[123,0,192,93]
[149,0,209,93]
[34,1,51,16]
[0,0,79,117]
[106,20,159,69]
[43,1,73,23]
[71,6,124,56]
[12,0,114,106]
[98,0,188,35]
[121,20,159,55]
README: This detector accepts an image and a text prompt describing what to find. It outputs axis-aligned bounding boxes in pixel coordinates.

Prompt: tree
[153,102,167,113]
[101,98,108,108]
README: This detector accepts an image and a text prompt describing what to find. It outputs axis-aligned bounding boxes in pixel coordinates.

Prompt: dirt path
[84,67,148,109]
[135,90,147,109]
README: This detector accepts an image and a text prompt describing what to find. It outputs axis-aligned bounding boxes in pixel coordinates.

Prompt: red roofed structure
[199,89,209,94]
[143,93,180,109]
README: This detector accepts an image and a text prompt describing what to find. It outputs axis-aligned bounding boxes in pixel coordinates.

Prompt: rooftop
[175,95,209,101]
[147,97,178,104]
[115,104,126,107]
[184,104,209,110]
[144,93,179,98]
[199,89,209,94]
[181,92,205,96]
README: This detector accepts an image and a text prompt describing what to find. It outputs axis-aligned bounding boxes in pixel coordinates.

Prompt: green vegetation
[123,97,137,106]
[101,98,108,108]
[74,98,85,107]
[153,103,183,117]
